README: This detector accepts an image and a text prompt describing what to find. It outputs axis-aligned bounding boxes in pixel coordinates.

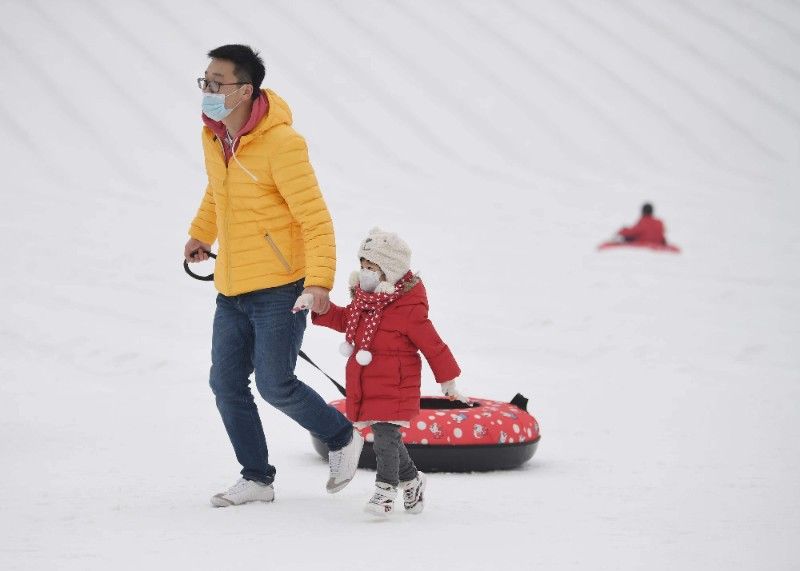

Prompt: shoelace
[226,478,251,495]
[329,449,343,476]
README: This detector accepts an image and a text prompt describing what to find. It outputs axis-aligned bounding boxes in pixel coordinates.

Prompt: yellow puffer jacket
[189,89,335,296]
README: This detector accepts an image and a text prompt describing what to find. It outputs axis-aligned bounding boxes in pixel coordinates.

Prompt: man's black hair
[207,44,265,101]
[642,203,654,216]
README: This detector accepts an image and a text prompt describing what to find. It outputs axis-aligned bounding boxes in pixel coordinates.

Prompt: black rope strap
[298,350,346,397]
[183,250,216,281]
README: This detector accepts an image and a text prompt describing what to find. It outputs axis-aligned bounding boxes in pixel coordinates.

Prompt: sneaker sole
[326,477,353,494]
[326,432,365,494]
[364,502,393,517]
[210,494,275,508]
[210,495,234,508]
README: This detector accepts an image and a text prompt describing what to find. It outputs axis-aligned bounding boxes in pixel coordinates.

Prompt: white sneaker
[400,472,426,514]
[210,478,275,507]
[364,482,397,517]
[326,429,364,493]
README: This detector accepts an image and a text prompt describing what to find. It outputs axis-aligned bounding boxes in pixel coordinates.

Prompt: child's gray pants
[371,422,418,487]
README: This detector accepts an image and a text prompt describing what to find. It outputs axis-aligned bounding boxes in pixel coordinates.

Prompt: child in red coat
[618,203,667,245]
[306,227,465,516]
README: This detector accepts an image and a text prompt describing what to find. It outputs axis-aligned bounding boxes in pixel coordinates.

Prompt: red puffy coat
[311,279,460,422]
[619,215,667,244]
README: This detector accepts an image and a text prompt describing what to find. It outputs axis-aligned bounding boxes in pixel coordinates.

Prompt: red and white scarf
[345,271,414,351]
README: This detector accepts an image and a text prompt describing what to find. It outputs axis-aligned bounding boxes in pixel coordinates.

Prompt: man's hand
[302,286,331,314]
[185,238,211,262]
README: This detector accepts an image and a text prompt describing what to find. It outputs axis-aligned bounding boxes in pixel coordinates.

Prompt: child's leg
[397,440,418,483]
[397,440,425,514]
[371,422,402,486]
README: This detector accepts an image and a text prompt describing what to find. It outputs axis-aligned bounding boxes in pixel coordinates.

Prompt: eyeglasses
[197,77,249,93]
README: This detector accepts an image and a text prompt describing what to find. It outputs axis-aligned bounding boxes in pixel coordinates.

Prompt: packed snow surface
[1,1,799,569]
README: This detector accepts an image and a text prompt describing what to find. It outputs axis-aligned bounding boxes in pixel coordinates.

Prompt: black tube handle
[510,393,529,412]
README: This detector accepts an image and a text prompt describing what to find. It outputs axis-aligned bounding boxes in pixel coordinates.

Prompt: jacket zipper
[264,231,292,272]
[215,136,234,289]
[216,134,290,274]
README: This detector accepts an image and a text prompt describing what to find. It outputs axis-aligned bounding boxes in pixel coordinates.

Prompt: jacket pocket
[264,229,292,272]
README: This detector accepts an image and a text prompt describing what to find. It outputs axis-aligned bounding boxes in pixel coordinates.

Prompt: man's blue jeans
[209,279,352,484]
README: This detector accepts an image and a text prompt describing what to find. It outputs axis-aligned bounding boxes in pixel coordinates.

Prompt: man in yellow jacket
[184,45,363,507]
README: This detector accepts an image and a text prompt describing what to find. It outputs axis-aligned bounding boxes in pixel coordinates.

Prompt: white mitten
[440,380,470,404]
[291,293,314,313]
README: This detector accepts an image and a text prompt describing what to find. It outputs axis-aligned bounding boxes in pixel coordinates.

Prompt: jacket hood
[247,89,293,139]
[202,89,292,143]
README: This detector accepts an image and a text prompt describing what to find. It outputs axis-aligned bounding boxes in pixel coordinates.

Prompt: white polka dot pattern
[326,397,540,446]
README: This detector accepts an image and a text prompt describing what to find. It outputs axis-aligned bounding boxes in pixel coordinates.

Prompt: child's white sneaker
[326,429,364,493]
[210,478,275,507]
[400,472,426,514]
[364,482,397,517]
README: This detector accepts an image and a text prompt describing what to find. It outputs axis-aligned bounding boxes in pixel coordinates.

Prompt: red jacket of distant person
[619,214,666,244]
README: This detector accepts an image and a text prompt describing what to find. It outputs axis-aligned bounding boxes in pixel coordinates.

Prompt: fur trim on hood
[349,270,420,297]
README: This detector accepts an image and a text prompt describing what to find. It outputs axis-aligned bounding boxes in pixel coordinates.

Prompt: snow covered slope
[1,1,799,569]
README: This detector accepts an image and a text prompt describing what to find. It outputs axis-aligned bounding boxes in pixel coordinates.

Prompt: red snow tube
[311,394,540,472]
[598,241,681,253]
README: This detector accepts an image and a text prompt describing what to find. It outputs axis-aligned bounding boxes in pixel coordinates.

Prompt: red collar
[202,92,269,153]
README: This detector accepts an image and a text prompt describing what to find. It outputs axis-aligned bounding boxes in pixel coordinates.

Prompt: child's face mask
[359,268,381,292]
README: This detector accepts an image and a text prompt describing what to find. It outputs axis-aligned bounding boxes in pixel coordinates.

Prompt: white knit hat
[357,227,412,286]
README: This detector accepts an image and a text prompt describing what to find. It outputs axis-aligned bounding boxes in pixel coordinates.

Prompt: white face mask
[359,268,381,292]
